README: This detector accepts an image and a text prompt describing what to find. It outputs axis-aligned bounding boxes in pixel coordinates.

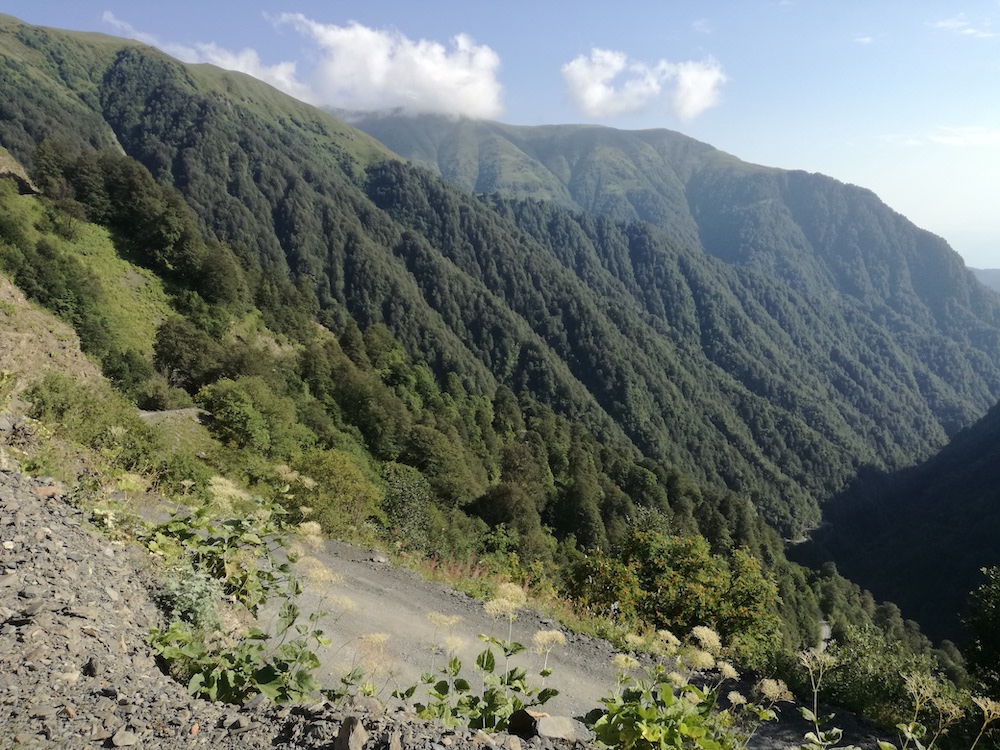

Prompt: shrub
[155,567,223,633]
[565,549,642,622]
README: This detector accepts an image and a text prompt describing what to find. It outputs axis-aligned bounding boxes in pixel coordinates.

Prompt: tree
[965,566,1000,696]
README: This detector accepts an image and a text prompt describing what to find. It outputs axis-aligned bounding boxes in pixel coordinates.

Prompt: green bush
[155,567,223,632]
[565,549,642,622]
[25,372,159,470]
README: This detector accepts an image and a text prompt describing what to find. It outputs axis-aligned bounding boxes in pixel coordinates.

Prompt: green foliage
[2,18,985,714]
[197,377,315,460]
[144,501,330,705]
[965,567,1000,697]
[154,567,223,633]
[141,501,292,615]
[797,625,934,729]
[148,611,327,705]
[620,532,782,668]
[289,448,385,537]
[396,593,558,731]
[24,372,159,470]
[566,549,642,622]
[591,630,781,750]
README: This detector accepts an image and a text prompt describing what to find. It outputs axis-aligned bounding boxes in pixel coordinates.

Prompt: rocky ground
[0,464,888,749]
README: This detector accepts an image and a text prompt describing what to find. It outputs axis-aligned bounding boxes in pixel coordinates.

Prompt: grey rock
[335,715,370,750]
[111,729,139,746]
[535,716,593,742]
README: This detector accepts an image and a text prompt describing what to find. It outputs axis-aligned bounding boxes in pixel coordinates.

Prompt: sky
[7,1,1000,267]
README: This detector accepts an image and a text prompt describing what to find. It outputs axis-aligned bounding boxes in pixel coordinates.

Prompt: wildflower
[428,612,463,630]
[612,653,640,672]
[903,672,937,711]
[299,505,313,516]
[657,630,681,648]
[932,695,964,725]
[654,629,680,657]
[532,630,567,653]
[691,625,722,655]
[798,648,837,673]
[484,598,519,620]
[208,476,250,510]
[686,648,716,671]
[276,464,302,484]
[973,695,1000,723]
[495,582,527,606]
[718,661,739,682]
[327,595,357,612]
[683,689,703,705]
[444,635,465,654]
[625,633,646,649]
[756,678,793,703]
[360,632,389,647]
[728,690,747,706]
[667,671,688,688]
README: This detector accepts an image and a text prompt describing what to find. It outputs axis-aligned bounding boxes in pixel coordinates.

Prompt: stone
[507,709,548,740]
[111,729,139,746]
[335,715,369,750]
[535,716,593,743]
[31,485,62,500]
[349,694,385,715]
[31,704,59,719]
[82,655,103,677]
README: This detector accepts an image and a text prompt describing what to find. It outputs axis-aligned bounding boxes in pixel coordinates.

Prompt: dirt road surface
[273,538,888,749]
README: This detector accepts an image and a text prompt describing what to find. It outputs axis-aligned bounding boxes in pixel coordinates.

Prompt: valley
[0,11,999,748]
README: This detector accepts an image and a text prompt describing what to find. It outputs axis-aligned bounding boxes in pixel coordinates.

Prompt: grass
[39,209,172,356]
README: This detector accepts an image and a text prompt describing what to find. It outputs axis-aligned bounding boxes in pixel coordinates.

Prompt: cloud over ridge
[561,48,726,120]
[277,14,504,118]
[101,12,313,102]
[102,12,503,119]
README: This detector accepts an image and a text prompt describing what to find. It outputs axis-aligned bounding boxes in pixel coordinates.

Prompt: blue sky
[8,1,1000,267]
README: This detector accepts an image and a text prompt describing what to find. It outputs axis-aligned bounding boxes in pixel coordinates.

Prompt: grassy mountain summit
[3,12,1000,552]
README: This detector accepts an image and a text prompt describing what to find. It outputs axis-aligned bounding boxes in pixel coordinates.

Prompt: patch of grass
[22,198,172,356]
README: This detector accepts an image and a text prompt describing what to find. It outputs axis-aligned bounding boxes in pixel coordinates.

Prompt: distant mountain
[4,14,1000,548]
[972,268,1000,293]
[351,114,995,326]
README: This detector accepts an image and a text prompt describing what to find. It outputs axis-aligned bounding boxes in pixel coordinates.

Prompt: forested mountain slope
[353,114,1000,363]
[972,267,1000,293]
[794,399,1000,642]
[4,16,1000,542]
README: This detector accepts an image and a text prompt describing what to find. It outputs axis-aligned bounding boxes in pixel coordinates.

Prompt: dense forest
[2,13,1000,731]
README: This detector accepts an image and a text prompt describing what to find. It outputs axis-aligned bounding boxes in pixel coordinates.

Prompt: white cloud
[101,11,158,46]
[928,126,1000,146]
[692,19,713,34]
[933,14,996,38]
[276,15,503,118]
[670,59,727,120]
[561,49,726,120]
[854,35,874,44]
[101,12,313,102]
[881,133,925,147]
